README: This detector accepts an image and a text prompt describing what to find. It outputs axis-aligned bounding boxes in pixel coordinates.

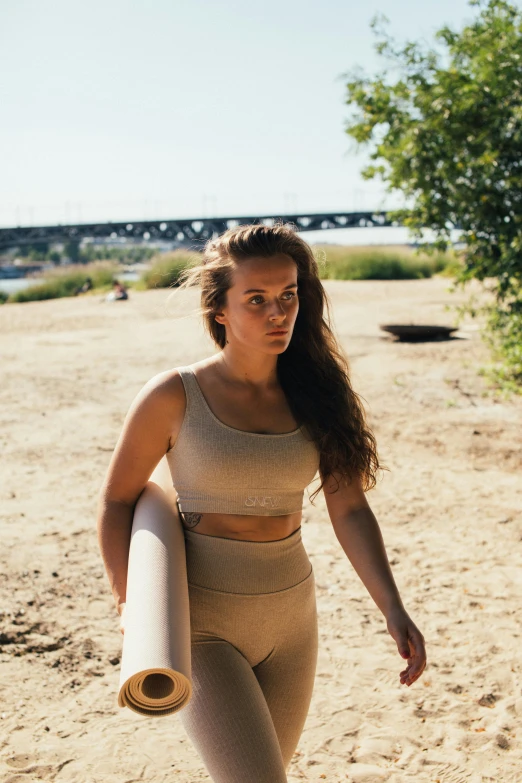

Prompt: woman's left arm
[322,471,427,687]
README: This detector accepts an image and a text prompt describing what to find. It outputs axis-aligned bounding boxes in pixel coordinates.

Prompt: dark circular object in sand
[379,324,458,342]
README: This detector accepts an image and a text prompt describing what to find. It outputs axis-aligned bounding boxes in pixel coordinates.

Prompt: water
[0,268,140,296]
[0,277,45,295]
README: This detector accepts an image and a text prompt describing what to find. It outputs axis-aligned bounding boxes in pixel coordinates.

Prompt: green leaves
[344,0,522,388]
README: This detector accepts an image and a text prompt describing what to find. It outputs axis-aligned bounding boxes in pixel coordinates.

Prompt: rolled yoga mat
[118,456,192,716]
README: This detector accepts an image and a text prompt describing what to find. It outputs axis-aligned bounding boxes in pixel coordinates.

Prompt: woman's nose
[268,299,286,320]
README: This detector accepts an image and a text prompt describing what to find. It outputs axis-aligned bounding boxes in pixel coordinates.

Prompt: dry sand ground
[0,278,521,783]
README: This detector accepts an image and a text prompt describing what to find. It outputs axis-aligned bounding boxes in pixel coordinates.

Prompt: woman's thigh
[253,574,319,767]
[179,640,288,783]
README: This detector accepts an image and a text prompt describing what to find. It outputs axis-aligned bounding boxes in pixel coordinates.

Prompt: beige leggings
[179,526,318,783]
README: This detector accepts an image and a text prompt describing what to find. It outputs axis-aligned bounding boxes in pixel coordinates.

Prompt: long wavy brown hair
[178,222,382,500]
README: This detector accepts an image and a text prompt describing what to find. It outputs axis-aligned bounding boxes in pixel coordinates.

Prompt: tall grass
[8,261,118,303]
[136,251,200,289]
[2,244,461,305]
[135,245,459,288]
[315,245,460,280]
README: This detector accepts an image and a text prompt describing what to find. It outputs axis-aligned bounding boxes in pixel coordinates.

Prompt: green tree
[17,241,50,259]
[344,0,522,388]
[64,240,81,264]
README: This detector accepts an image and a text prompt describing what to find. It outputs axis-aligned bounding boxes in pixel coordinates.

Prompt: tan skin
[97,253,426,687]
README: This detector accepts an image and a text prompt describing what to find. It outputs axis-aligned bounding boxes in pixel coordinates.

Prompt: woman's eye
[248,292,297,305]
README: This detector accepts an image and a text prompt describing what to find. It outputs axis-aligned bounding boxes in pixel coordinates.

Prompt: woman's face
[215,254,299,355]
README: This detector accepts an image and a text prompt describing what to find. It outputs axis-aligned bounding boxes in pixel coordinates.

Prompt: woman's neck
[211,346,279,388]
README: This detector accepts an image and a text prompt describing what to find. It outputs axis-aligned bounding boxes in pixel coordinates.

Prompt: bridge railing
[0,211,397,251]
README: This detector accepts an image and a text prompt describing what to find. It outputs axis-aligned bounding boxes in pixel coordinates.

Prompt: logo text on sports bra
[244,496,280,508]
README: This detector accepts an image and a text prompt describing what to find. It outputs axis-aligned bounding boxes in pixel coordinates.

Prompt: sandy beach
[0,277,520,783]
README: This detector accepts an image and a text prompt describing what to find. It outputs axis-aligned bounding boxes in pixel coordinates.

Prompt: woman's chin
[231,336,292,355]
[248,343,290,356]
[267,342,291,355]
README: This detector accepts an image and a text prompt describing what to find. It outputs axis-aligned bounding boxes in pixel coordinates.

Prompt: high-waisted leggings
[178,526,318,783]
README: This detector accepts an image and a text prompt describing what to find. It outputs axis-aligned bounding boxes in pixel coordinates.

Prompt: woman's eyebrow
[242,283,298,295]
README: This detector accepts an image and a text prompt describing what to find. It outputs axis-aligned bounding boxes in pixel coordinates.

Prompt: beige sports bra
[166,366,320,517]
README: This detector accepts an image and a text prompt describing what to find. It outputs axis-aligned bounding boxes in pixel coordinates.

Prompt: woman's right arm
[96,371,185,616]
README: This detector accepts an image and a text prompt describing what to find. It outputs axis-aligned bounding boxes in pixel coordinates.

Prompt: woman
[97,223,426,783]
[105,279,129,301]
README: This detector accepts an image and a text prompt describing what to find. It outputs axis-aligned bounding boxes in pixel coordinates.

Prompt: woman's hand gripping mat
[118,460,192,716]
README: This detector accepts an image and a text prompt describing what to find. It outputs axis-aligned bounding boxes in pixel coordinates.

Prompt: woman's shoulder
[131,367,188,415]
[135,359,212,414]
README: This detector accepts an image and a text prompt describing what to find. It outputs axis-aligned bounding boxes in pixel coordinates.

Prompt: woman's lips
[267,330,288,335]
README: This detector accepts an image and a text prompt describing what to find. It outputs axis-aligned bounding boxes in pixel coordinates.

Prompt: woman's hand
[386,607,426,687]
[118,602,126,635]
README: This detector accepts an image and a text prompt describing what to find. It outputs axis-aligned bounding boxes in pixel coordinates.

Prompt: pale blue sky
[0,0,489,241]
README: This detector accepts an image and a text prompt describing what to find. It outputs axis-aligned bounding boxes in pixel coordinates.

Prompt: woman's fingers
[399,631,427,686]
[401,661,426,686]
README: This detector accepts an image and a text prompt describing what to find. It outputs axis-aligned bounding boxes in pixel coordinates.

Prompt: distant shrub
[315,245,459,280]
[80,244,157,265]
[482,295,522,391]
[436,252,465,278]
[8,261,117,303]
[137,251,200,289]
[0,290,8,305]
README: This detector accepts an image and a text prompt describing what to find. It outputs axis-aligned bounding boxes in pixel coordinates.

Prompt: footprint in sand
[4,755,73,780]
[429,762,471,783]
[5,755,32,769]
[429,762,519,783]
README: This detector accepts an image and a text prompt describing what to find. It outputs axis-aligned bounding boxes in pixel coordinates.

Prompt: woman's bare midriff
[178,509,303,542]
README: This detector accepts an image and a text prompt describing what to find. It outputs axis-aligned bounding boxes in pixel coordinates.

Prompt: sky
[0,0,489,243]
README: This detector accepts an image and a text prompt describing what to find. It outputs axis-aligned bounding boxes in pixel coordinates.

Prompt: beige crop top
[166,366,320,516]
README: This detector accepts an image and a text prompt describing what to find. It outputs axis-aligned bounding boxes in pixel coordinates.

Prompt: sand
[0,277,520,783]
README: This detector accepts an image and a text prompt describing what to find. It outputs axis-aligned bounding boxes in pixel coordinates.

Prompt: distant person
[74,276,93,296]
[105,279,128,302]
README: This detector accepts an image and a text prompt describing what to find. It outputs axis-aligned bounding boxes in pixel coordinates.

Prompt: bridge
[0,211,398,251]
